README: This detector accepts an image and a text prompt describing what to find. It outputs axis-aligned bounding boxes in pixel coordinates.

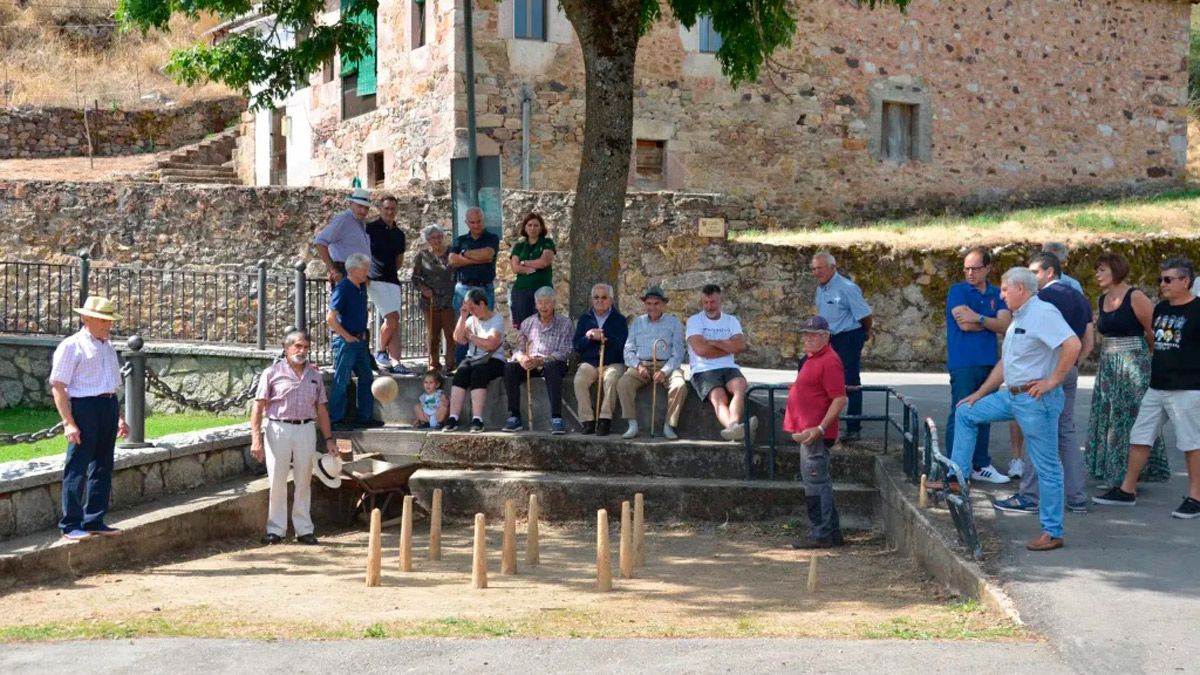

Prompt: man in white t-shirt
[686,284,756,442]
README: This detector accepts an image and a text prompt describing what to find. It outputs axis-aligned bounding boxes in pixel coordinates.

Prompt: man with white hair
[503,286,574,435]
[811,251,873,441]
[1041,241,1084,295]
[314,188,373,285]
[326,252,381,430]
[573,283,628,436]
[933,267,1081,551]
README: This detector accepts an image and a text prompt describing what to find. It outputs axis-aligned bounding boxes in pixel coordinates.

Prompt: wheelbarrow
[341,457,424,527]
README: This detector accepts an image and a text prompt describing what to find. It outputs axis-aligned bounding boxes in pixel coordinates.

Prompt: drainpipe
[463,0,478,207]
[521,84,532,190]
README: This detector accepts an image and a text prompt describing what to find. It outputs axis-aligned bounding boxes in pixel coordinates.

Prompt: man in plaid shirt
[503,286,574,434]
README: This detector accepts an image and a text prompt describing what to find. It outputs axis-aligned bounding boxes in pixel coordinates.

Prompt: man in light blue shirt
[313,189,373,285]
[940,267,1081,552]
[1042,241,1084,295]
[811,251,873,440]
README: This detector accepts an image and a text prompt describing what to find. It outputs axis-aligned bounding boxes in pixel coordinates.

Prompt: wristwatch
[977,314,986,326]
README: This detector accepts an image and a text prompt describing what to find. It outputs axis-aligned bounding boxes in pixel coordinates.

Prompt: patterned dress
[1085,289,1170,485]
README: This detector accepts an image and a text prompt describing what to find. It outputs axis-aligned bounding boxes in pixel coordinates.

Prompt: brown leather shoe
[1026,532,1064,551]
[924,479,962,496]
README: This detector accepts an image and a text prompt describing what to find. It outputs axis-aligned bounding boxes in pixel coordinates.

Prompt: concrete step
[407,468,880,526]
[348,427,876,482]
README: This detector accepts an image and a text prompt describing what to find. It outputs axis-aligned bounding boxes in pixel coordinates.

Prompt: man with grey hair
[503,286,574,434]
[573,282,628,436]
[326,252,380,429]
[933,266,1081,551]
[811,251,873,441]
[1041,241,1084,295]
[314,188,373,285]
[449,206,500,365]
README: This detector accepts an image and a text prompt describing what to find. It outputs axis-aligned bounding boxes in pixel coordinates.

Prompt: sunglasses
[1159,275,1186,284]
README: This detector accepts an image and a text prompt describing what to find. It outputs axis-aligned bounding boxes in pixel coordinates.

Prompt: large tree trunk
[560,0,642,315]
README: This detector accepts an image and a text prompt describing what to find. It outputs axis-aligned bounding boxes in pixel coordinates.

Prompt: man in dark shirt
[572,283,629,436]
[366,195,410,375]
[994,252,1095,515]
[449,207,499,364]
[1095,257,1200,519]
[326,253,380,429]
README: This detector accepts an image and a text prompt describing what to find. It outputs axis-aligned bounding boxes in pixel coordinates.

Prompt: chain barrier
[0,422,65,445]
[144,367,261,414]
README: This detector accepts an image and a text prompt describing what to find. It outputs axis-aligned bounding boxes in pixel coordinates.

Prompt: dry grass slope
[0,0,231,108]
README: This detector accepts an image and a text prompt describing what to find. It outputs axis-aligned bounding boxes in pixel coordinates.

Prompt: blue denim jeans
[452,282,495,365]
[329,336,374,424]
[946,365,994,470]
[59,395,119,532]
[953,387,1065,537]
[830,327,866,433]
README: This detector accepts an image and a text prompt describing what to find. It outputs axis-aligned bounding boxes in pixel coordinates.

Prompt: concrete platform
[407,468,880,527]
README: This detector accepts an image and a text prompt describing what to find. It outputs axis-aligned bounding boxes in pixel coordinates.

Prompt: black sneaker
[790,537,833,550]
[581,420,596,435]
[442,417,459,432]
[262,533,283,545]
[595,419,611,436]
[358,418,385,428]
[296,533,319,545]
[1171,496,1200,519]
[469,418,485,433]
[1093,486,1137,506]
[501,416,522,432]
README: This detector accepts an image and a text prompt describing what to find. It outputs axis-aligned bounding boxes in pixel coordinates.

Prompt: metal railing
[741,384,926,481]
[923,418,983,560]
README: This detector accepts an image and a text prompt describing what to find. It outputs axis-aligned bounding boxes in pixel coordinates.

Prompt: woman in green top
[509,212,556,328]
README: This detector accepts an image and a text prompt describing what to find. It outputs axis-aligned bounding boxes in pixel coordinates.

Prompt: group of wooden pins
[364,489,648,592]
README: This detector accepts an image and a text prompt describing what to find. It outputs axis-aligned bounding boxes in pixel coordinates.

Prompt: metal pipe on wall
[521,84,532,190]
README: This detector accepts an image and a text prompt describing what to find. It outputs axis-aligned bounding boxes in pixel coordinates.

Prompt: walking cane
[594,339,606,424]
[649,339,665,438]
[523,334,533,431]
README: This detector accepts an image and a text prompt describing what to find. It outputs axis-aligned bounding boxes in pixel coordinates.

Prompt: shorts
[690,367,745,400]
[451,358,505,391]
[1130,388,1200,453]
[367,280,402,316]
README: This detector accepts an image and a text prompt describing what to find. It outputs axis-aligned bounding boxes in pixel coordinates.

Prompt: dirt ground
[0,521,1022,641]
[0,156,157,182]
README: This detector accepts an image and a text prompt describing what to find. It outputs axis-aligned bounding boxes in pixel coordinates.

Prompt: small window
[698,15,722,54]
[882,101,916,162]
[321,55,335,83]
[412,0,427,48]
[366,151,386,188]
[269,108,288,186]
[634,139,666,189]
[514,0,546,40]
[342,73,378,120]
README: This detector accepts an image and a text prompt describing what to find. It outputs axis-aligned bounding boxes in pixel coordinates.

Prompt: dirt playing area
[0,156,157,182]
[0,521,1022,641]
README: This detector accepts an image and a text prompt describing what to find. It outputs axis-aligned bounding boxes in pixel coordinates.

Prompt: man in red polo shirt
[784,315,849,549]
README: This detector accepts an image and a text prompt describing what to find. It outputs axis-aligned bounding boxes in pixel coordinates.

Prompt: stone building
[234,0,1193,224]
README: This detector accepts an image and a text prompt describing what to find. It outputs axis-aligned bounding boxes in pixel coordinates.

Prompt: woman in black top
[1085,252,1169,486]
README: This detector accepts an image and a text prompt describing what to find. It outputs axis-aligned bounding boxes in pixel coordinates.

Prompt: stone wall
[0,335,275,413]
[0,97,245,159]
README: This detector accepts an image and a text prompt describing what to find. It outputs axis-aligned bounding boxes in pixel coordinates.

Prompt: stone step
[348,427,875,482]
[407,468,880,526]
[159,175,241,184]
[157,165,239,177]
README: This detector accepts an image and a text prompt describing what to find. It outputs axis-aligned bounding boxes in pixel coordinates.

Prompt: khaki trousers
[574,362,626,422]
[617,367,687,428]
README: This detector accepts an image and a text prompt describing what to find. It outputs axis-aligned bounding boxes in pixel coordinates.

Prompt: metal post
[883,391,891,453]
[78,250,90,307]
[256,260,268,350]
[463,0,478,206]
[293,261,307,333]
[121,335,150,449]
[767,388,777,480]
[520,84,531,189]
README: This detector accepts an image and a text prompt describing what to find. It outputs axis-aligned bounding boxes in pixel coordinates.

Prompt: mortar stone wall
[0,97,245,159]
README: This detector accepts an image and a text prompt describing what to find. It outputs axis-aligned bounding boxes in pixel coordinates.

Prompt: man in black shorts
[685,284,756,443]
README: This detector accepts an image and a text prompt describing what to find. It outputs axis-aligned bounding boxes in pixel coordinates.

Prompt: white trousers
[264,420,317,537]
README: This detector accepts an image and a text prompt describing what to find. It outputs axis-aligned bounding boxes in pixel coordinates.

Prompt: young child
[414,371,448,429]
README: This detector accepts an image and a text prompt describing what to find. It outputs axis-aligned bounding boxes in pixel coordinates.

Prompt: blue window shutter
[514,0,529,38]
[699,15,722,53]
[532,0,545,40]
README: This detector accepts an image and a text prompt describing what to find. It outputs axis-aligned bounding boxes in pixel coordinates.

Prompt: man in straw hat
[313,187,374,285]
[250,329,336,545]
[618,286,687,439]
[49,296,128,541]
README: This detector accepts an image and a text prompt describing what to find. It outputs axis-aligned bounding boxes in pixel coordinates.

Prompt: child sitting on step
[414,371,448,429]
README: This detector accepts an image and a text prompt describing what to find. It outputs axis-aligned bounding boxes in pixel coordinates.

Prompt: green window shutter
[355,8,377,96]
[339,0,357,76]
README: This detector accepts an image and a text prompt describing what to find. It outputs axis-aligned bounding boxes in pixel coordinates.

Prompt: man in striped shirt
[49,296,128,541]
[503,286,573,434]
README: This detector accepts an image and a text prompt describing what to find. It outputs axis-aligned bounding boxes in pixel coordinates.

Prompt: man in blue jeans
[449,207,499,365]
[945,246,1012,484]
[934,267,1081,552]
[327,253,381,430]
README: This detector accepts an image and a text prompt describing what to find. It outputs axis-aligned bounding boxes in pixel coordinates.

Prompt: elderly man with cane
[502,286,574,434]
[573,283,628,436]
[618,286,687,439]
[49,296,129,541]
[250,329,336,545]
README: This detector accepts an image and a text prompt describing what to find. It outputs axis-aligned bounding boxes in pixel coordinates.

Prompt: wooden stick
[807,555,819,593]
[525,493,540,565]
[523,334,533,431]
[594,341,605,422]
[429,488,443,561]
[399,495,413,572]
[596,508,612,591]
[501,499,518,575]
[650,340,660,437]
[366,507,382,587]
[619,500,634,579]
[633,493,645,567]
[918,474,929,509]
[472,513,487,589]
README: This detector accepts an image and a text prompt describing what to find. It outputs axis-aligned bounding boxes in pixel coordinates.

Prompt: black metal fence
[0,254,427,365]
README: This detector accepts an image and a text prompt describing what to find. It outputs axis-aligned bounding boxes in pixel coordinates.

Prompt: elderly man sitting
[618,286,687,440]
[573,283,628,436]
[502,286,574,434]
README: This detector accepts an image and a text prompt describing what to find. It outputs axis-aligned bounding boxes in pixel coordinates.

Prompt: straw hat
[313,452,344,489]
[73,296,122,321]
[348,188,372,207]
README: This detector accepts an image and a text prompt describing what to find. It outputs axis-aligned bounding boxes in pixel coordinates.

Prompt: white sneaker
[662,424,678,440]
[622,420,639,439]
[971,464,1011,484]
[1007,458,1025,480]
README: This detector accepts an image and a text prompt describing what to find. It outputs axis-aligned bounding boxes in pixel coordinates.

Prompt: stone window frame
[632,138,667,190]
[366,150,386,188]
[866,79,932,163]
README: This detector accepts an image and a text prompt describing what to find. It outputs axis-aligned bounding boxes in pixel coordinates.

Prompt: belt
[338,331,367,340]
[72,393,116,400]
[1007,383,1034,395]
[269,418,314,425]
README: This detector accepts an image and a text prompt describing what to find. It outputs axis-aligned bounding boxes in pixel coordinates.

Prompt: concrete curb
[874,455,1023,625]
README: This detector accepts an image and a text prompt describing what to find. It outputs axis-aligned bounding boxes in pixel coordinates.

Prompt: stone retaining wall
[0,97,245,159]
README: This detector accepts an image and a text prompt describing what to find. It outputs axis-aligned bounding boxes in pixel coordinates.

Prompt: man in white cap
[49,296,129,541]
[313,188,374,285]
[251,329,336,545]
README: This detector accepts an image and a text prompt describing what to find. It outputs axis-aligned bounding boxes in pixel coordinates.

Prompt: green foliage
[1190,9,1200,115]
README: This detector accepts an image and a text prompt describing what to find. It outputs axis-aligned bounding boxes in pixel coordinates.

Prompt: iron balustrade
[923,417,983,560]
[0,260,80,336]
[300,275,428,365]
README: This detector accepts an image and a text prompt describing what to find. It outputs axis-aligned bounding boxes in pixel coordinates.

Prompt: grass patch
[0,407,244,463]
